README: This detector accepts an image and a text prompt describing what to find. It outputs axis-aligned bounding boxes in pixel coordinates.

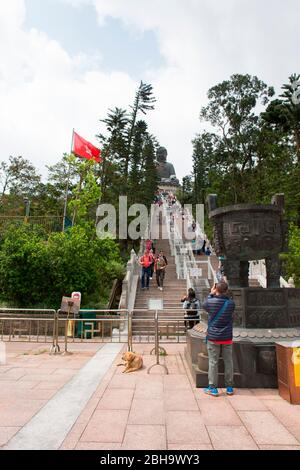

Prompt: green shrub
[0,225,50,305]
[0,224,124,307]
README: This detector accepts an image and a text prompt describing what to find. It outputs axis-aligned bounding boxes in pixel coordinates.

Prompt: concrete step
[134,307,185,311]
[135,291,185,297]
[134,299,184,303]
[135,294,185,298]
[136,290,185,294]
[135,299,185,303]
[137,282,186,287]
[133,306,185,311]
[135,219,190,313]
[133,312,185,319]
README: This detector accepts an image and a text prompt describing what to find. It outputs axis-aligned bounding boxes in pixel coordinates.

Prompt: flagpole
[95,153,103,228]
[62,129,74,232]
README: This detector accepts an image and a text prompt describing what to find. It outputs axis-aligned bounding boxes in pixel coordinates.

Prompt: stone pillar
[265,256,281,288]
[223,258,241,288]
[240,261,249,288]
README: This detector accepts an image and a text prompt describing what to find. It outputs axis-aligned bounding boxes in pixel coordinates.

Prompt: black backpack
[185,299,199,316]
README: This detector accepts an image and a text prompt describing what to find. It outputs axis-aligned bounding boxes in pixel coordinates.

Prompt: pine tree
[128,120,148,204]
[125,82,156,182]
[142,135,158,209]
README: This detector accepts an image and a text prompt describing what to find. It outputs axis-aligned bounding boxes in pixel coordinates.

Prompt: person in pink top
[146,239,153,251]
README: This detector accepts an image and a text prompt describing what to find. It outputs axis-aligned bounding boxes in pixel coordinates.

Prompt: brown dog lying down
[117,351,143,373]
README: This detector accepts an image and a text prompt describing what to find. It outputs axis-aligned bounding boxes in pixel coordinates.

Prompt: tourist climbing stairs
[133,222,187,339]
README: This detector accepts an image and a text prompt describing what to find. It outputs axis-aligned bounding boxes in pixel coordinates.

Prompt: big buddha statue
[156,147,179,187]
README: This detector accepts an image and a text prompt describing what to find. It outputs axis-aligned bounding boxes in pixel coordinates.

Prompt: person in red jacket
[139,250,154,290]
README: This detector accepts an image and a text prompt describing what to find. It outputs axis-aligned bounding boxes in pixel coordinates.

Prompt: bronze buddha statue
[156,147,179,185]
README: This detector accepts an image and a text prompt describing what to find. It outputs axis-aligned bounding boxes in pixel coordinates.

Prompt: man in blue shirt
[202,282,235,397]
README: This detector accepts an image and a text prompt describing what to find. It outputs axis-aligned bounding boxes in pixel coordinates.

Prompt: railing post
[62,304,73,355]
[128,310,133,352]
[50,310,60,355]
[148,310,168,375]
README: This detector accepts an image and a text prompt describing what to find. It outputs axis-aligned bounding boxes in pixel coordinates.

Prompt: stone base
[200,288,300,329]
[158,183,180,192]
[184,328,300,388]
[192,287,300,388]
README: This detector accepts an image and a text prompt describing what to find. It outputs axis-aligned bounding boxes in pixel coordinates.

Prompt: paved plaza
[0,342,300,450]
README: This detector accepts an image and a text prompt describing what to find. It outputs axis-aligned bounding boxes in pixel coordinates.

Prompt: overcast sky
[1,0,299,181]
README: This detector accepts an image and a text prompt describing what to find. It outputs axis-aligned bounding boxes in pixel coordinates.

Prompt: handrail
[0,307,208,353]
[179,199,296,288]
[0,308,57,313]
[249,260,294,288]
[118,249,140,310]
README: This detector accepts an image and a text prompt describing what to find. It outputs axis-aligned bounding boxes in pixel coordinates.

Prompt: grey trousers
[156,269,165,287]
[207,341,233,388]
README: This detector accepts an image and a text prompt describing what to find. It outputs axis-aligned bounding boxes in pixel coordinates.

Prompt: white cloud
[0,0,137,179]
[0,0,299,183]
[81,0,299,178]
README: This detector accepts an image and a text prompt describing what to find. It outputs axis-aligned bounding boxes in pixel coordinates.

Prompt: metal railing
[176,199,297,289]
[0,307,202,378]
[118,215,150,311]
[249,259,295,288]
[118,250,140,310]
[0,309,57,353]
[129,308,202,343]
[55,309,129,353]
[0,307,201,353]
[0,216,64,233]
[164,202,215,293]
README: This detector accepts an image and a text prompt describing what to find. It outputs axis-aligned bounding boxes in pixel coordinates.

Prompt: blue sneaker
[226,387,234,396]
[204,386,219,397]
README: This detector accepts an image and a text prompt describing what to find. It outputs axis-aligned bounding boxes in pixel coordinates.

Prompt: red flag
[72,131,102,163]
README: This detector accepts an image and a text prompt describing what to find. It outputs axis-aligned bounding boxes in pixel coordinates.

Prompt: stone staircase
[204,253,261,288]
[133,237,187,337]
[132,206,262,339]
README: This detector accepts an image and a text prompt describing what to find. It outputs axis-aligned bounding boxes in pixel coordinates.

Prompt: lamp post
[24,197,31,223]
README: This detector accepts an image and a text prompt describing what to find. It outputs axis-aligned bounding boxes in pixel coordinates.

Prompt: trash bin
[276,341,300,404]
[77,311,98,339]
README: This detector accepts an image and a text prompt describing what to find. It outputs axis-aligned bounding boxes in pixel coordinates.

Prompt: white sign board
[189,268,202,277]
[148,299,164,311]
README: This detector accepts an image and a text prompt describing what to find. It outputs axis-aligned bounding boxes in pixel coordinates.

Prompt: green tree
[177,175,193,205]
[192,132,221,204]
[128,120,148,204]
[96,82,158,216]
[280,73,300,156]
[281,223,300,287]
[97,107,128,202]
[0,155,41,198]
[67,158,101,226]
[0,224,124,307]
[200,74,274,202]
[125,81,156,182]
[0,224,50,305]
[262,73,300,221]
[0,156,41,216]
[142,135,158,208]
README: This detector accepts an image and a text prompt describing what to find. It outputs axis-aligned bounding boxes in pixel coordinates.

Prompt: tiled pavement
[1,342,300,450]
[0,342,102,447]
